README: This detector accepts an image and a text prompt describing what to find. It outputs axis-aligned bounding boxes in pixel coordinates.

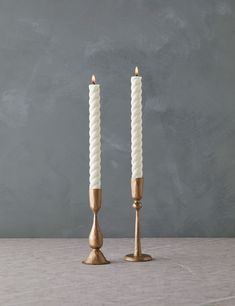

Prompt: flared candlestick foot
[124,253,152,262]
[83,249,110,265]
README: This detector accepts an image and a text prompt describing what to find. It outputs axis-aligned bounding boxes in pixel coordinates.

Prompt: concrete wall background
[0,0,234,237]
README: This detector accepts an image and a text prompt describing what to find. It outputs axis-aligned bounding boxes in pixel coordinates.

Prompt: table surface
[0,238,234,306]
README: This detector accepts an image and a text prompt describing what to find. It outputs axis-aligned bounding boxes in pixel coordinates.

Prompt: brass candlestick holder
[83,189,110,265]
[124,178,152,262]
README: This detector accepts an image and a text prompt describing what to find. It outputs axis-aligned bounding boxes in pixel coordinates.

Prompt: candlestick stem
[124,178,152,262]
[134,200,142,257]
[83,189,110,265]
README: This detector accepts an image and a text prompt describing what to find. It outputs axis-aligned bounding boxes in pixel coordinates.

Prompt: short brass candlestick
[124,178,152,262]
[83,189,110,265]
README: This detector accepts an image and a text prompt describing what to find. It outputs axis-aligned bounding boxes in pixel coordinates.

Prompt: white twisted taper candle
[131,67,143,179]
[89,75,101,188]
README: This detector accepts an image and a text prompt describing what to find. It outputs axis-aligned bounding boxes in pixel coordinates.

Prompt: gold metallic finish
[131,177,144,199]
[83,189,110,265]
[124,253,152,262]
[124,178,152,262]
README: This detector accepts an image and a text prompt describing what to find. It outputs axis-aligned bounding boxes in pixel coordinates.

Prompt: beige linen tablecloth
[0,238,234,306]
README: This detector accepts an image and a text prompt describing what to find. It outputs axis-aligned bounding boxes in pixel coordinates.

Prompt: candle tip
[91,74,96,84]
[134,66,139,76]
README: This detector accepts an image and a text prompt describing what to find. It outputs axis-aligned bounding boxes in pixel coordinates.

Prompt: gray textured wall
[0,0,234,237]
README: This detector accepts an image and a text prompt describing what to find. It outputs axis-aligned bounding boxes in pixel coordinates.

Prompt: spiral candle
[84,75,109,265]
[89,75,101,188]
[131,67,143,179]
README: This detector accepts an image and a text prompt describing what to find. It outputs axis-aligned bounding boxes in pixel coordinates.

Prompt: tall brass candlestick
[83,189,110,265]
[124,178,152,262]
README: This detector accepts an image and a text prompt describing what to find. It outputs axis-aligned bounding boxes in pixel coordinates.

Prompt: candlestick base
[83,249,110,265]
[124,253,152,262]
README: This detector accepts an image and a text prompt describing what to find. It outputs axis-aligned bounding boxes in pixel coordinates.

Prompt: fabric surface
[0,238,234,306]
